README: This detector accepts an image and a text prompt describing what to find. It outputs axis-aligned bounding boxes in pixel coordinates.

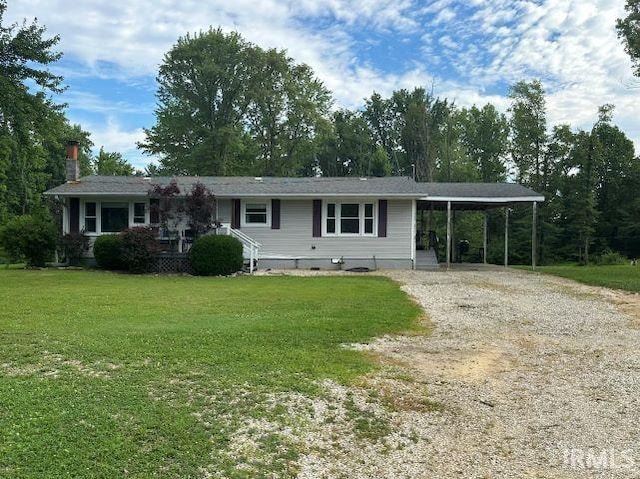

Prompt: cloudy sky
[6,0,638,168]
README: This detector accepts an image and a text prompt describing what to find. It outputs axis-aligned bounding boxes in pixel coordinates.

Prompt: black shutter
[232,199,241,229]
[378,199,387,237]
[271,199,280,229]
[312,200,322,237]
[69,198,80,234]
[149,198,160,224]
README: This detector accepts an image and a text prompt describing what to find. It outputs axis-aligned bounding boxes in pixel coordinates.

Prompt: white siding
[218,198,413,260]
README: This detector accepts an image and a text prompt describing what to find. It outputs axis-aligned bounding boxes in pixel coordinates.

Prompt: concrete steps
[415,248,439,270]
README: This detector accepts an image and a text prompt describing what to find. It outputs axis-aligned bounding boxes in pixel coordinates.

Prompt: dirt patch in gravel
[609,291,640,326]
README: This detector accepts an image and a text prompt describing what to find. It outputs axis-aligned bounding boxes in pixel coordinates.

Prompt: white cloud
[433,7,456,25]
[79,117,148,168]
[62,91,151,115]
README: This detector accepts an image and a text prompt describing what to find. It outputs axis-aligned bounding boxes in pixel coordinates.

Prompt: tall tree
[560,131,598,263]
[140,28,329,177]
[508,80,547,188]
[140,29,255,175]
[391,88,447,181]
[94,147,136,176]
[0,1,92,220]
[363,92,402,174]
[433,104,477,182]
[245,49,331,176]
[317,110,376,177]
[590,106,637,254]
[617,0,640,76]
[459,104,509,182]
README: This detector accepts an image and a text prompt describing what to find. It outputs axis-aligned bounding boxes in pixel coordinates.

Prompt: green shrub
[93,234,125,270]
[60,232,90,266]
[593,250,627,265]
[0,216,56,267]
[120,227,159,273]
[190,235,243,276]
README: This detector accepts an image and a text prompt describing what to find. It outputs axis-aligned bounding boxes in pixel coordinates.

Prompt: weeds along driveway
[271,268,640,478]
[373,269,640,478]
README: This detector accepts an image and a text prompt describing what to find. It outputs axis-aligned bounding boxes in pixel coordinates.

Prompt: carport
[415,183,545,270]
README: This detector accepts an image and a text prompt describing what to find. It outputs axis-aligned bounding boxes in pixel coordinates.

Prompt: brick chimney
[65,140,80,182]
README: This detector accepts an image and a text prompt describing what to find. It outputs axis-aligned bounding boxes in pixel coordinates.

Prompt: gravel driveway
[372,268,640,478]
[260,268,640,478]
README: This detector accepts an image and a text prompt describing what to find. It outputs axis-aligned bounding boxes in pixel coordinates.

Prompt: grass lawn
[0,270,422,478]
[519,264,640,292]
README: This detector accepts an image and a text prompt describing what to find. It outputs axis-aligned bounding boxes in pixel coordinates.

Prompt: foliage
[93,234,125,270]
[120,227,158,273]
[508,80,547,188]
[317,110,382,177]
[0,2,93,221]
[617,0,640,77]
[94,147,136,176]
[60,231,89,265]
[189,235,243,276]
[185,182,217,237]
[592,250,628,266]
[0,270,421,475]
[149,179,181,241]
[0,215,56,266]
[459,104,509,182]
[139,28,331,176]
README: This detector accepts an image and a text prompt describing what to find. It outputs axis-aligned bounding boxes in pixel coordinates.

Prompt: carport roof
[416,182,544,205]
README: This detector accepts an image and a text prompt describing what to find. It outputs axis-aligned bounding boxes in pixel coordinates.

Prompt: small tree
[0,216,56,267]
[120,227,159,273]
[60,232,90,266]
[93,234,125,270]
[185,182,218,238]
[149,180,181,250]
[190,235,243,276]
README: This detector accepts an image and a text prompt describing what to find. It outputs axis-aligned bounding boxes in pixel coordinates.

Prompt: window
[324,202,376,236]
[101,202,129,233]
[244,203,268,225]
[326,203,336,234]
[84,202,97,232]
[364,203,374,234]
[133,202,146,224]
[340,203,360,234]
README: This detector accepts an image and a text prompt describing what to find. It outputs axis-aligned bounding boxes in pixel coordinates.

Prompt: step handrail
[219,223,261,273]
[220,224,261,248]
[230,228,261,248]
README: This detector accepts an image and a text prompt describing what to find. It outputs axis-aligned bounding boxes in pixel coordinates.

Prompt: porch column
[446,201,452,270]
[532,201,537,270]
[504,207,509,268]
[483,211,488,264]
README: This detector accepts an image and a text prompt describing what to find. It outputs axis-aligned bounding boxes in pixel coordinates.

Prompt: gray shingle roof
[44,176,422,197]
[414,182,543,199]
[43,176,544,201]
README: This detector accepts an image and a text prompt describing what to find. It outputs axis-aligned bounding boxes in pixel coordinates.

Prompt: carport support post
[504,207,509,268]
[483,211,488,264]
[446,201,452,270]
[532,201,537,270]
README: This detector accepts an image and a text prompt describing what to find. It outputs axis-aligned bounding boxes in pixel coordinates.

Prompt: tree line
[1,3,639,263]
